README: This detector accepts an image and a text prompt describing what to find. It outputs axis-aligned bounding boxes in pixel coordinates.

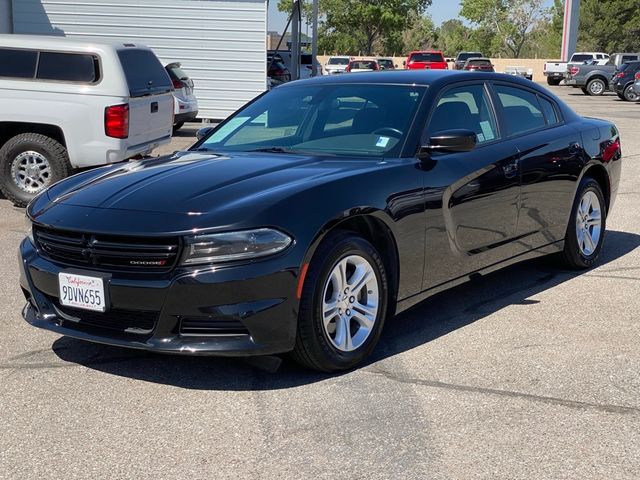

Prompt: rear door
[491,83,583,248]
[117,48,173,146]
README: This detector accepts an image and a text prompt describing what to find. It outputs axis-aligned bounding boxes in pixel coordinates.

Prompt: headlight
[181,228,293,265]
[25,216,34,244]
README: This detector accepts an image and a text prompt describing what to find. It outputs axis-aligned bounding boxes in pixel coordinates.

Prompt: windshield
[458,52,482,61]
[328,57,349,65]
[198,84,425,158]
[410,52,444,63]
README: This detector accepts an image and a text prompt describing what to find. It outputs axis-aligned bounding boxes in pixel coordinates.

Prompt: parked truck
[565,53,640,95]
[543,52,609,86]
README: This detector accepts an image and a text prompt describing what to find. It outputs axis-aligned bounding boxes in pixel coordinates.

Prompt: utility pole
[291,0,301,80]
[561,0,580,61]
[311,0,319,76]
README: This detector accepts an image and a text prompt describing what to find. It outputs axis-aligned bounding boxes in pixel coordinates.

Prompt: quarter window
[539,97,560,125]
[0,48,38,78]
[37,52,99,83]
[429,84,498,144]
[495,85,546,136]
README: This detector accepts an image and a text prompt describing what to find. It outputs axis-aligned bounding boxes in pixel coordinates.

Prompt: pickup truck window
[117,49,172,97]
[0,48,38,78]
[571,54,593,63]
[37,52,100,83]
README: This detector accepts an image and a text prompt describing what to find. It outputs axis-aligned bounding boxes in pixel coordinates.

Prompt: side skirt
[395,240,564,315]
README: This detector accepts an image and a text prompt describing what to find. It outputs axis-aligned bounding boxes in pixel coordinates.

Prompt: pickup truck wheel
[173,122,185,133]
[586,78,606,96]
[546,77,561,86]
[0,133,71,207]
[623,84,638,102]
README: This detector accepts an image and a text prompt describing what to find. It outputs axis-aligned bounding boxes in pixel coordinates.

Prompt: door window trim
[421,80,503,150]
[488,81,566,140]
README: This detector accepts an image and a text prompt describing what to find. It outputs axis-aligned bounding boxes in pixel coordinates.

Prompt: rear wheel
[623,84,638,102]
[586,78,606,96]
[0,133,71,207]
[546,77,561,86]
[562,177,607,269]
[173,121,185,133]
[292,232,389,372]
[581,87,589,95]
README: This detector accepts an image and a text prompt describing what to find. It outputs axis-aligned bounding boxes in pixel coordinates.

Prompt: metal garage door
[12,0,268,120]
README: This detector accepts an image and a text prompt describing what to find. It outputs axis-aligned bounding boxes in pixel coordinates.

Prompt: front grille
[180,316,249,336]
[53,299,157,334]
[34,226,180,272]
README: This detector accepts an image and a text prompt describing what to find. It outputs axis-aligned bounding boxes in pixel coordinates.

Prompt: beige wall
[318,56,551,81]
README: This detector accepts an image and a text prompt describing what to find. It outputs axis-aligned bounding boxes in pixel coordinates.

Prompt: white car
[165,63,198,132]
[544,52,609,85]
[324,56,351,75]
[0,34,174,206]
[504,66,534,81]
[346,59,380,73]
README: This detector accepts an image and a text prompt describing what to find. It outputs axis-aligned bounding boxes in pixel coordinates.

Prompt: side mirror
[196,126,214,141]
[419,129,477,157]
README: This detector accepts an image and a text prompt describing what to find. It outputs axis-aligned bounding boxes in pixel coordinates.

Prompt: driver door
[420,82,522,290]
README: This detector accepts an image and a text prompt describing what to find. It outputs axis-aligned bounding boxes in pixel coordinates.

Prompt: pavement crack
[363,367,640,415]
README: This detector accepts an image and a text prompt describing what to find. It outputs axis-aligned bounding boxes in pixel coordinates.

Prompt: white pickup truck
[544,52,610,86]
[0,35,174,206]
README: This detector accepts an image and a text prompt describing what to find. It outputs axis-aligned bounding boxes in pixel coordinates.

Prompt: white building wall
[11,0,267,120]
[0,0,12,33]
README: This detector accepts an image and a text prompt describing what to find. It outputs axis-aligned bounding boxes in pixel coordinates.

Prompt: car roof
[409,50,443,54]
[282,69,542,89]
[0,33,149,52]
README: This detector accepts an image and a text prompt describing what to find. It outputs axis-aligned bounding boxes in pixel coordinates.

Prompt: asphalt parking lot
[1,84,639,479]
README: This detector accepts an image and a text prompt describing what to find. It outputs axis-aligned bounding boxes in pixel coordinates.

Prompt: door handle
[150,102,158,113]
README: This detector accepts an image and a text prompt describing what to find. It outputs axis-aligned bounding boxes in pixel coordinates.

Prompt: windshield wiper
[248,147,298,154]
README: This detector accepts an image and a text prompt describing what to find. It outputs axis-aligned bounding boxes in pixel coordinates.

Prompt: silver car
[166,62,198,132]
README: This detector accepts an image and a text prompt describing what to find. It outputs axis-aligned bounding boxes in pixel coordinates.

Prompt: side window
[494,85,546,136]
[0,48,38,79]
[37,52,99,83]
[539,96,560,125]
[429,84,498,144]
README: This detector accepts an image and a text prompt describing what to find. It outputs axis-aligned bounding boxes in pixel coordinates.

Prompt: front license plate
[58,272,106,312]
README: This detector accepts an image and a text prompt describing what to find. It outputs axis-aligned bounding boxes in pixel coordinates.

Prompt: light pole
[311,0,319,76]
[561,0,580,61]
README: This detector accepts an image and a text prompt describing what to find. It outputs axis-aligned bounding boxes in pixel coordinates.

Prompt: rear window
[165,63,189,81]
[350,61,377,69]
[571,54,593,62]
[468,59,491,66]
[301,54,313,65]
[458,52,483,61]
[410,52,444,63]
[117,49,172,97]
[328,57,349,65]
[37,52,99,82]
[0,48,38,78]
[622,55,639,62]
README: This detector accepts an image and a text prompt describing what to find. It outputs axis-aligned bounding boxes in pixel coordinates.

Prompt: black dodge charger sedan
[20,71,622,371]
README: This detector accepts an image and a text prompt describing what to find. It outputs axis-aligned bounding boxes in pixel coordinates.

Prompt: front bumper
[19,238,299,356]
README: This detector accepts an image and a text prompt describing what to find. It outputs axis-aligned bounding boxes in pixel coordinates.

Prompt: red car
[404,50,448,70]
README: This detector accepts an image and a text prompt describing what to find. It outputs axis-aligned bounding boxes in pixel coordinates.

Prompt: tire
[173,121,185,133]
[0,133,71,207]
[562,177,607,269]
[581,87,589,95]
[617,93,626,100]
[623,84,639,102]
[291,231,390,372]
[586,78,606,96]
[546,77,561,86]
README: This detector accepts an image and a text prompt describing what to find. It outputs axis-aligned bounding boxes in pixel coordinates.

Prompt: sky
[267,0,555,33]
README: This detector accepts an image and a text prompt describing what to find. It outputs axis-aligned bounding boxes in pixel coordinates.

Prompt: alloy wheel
[575,190,602,256]
[11,151,52,193]
[588,80,605,95]
[321,255,380,352]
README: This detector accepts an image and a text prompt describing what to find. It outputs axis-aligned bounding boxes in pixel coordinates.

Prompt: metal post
[291,0,300,80]
[561,0,580,62]
[311,0,319,76]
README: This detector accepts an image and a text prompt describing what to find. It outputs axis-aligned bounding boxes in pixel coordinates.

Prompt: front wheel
[0,133,71,207]
[292,232,389,372]
[562,177,607,269]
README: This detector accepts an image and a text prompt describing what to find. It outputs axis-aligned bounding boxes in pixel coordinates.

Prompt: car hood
[46,150,379,215]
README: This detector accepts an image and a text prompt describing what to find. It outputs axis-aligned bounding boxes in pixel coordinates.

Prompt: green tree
[436,19,474,57]
[279,0,432,55]
[388,13,437,54]
[578,0,640,52]
[460,0,549,57]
